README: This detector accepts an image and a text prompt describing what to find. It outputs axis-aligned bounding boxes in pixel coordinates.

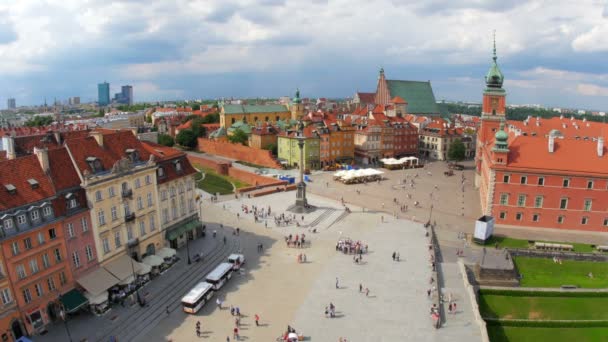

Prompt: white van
[227,254,245,270]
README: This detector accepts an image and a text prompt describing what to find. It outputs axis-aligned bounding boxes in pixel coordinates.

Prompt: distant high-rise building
[69,97,81,105]
[7,98,16,110]
[122,85,133,105]
[98,82,110,106]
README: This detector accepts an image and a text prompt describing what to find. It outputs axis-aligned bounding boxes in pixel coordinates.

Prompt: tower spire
[493,30,497,62]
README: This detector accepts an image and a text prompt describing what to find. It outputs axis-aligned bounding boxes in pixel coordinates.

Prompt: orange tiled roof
[391,96,407,104]
[508,117,608,139]
[505,135,608,175]
[0,155,55,210]
[47,148,81,190]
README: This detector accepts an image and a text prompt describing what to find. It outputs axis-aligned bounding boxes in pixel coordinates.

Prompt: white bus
[205,262,234,290]
[227,254,245,270]
[181,281,214,314]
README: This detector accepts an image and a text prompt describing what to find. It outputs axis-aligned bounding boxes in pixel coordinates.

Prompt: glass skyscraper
[98,82,110,106]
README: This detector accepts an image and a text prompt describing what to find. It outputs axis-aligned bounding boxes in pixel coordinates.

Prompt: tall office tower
[7,98,16,110]
[98,82,110,106]
[121,85,133,105]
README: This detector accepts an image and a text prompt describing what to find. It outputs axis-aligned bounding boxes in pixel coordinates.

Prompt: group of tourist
[335,238,368,255]
[285,233,307,248]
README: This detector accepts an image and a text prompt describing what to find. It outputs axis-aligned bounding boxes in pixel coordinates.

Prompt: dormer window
[125,149,140,162]
[174,160,182,172]
[27,179,39,189]
[86,157,103,173]
[4,184,16,195]
[17,214,26,225]
[67,198,78,209]
[3,219,14,230]
[30,210,39,221]
[157,167,165,178]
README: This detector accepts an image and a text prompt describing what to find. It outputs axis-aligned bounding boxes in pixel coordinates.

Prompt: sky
[0,0,607,110]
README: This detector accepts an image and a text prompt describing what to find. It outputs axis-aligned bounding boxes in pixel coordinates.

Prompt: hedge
[485,319,608,328]
[479,289,608,298]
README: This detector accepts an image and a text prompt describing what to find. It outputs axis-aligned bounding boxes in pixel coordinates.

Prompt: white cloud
[572,23,608,52]
[577,83,608,96]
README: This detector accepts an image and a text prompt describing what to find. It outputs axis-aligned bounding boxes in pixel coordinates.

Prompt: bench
[561,285,578,289]
[534,242,573,251]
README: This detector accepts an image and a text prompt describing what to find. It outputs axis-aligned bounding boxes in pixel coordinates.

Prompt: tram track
[95,237,240,342]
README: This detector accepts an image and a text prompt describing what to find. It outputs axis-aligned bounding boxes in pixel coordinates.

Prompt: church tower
[477,33,507,173]
[290,88,304,120]
[374,68,391,106]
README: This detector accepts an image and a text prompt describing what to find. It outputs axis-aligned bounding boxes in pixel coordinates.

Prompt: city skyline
[0,1,607,110]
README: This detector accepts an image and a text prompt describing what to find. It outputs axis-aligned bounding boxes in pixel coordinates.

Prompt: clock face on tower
[491,98,499,113]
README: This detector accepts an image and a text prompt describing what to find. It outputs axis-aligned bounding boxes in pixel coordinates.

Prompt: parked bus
[205,262,234,290]
[227,254,245,270]
[181,281,214,314]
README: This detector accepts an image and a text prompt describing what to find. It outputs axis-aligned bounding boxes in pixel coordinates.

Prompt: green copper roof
[228,121,252,134]
[486,33,504,89]
[292,88,301,104]
[209,126,226,138]
[386,80,440,114]
[223,104,289,114]
[493,121,509,151]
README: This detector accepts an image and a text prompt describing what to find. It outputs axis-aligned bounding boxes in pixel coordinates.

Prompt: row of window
[10,226,66,256]
[503,175,601,189]
[498,211,608,226]
[21,272,67,304]
[97,194,155,226]
[72,245,95,268]
[3,206,53,232]
[162,197,196,224]
[15,249,63,280]
[66,218,89,239]
[101,215,157,254]
[160,182,193,201]
[95,176,153,202]
[499,194,594,211]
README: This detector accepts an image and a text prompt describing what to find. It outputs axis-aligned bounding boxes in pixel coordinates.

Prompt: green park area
[480,235,603,253]
[479,293,608,320]
[480,289,608,342]
[193,164,249,195]
[487,326,608,342]
[514,257,608,288]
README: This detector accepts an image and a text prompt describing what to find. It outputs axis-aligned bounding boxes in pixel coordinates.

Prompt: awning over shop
[60,289,89,313]
[77,268,120,297]
[157,247,177,259]
[104,254,142,282]
[119,275,135,286]
[84,291,109,305]
[142,255,164,267]
[137,262,151,275]
[166,220,201,241]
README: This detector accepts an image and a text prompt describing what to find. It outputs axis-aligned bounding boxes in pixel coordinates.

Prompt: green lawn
[197,172,234,195]
[487,326,608,342]
[479,294,608,320]
[479,235,601,253]
[514,257,608,288]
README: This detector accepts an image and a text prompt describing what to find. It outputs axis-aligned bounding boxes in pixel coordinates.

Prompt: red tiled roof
[64,136,115,174]
[505,135,608,175]
[356,92,376,104]
[176,120,192,130]
[372,104,385,114]
[0,155,55,210]
[507,117,608,139]
[391,96,407,104]
[101,130,151,162]
[47,148,81,190]
[141,141,184,161]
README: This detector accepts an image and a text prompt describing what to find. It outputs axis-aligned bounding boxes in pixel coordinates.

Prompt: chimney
[548,135,555,153]
[90,131,104,147]
[2,136,16,160]
[560,114,564,120]
[53,131,61,145]
[34,147,50,173]
[598,137,604,157]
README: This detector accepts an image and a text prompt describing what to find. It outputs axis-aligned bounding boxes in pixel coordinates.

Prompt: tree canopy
[176,130,198,149]
[24,116,54,127]
[158,134,175,147]
[448,138,466,162]
[228,128,249,145]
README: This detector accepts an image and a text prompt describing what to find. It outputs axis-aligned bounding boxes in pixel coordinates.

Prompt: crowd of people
[335,238,368,255]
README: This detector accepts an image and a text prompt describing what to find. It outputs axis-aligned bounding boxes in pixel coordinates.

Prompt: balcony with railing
[124,212,136,222]
[121,188,133,198]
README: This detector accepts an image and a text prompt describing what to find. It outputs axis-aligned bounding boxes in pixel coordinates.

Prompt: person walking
[233,327,239,340]
[335,277,340,289]
[254,314,260,326]
[448,303,453,314]
[196,326,201,337]
[216,298,222,310]
[365,288,370,297]
[392,252,396,261]
[166,306,170,315]
[359,283,363,293]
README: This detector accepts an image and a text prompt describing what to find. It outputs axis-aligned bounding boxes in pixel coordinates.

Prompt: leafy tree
[201,113,220,124]
[176,130,198,149]
[145,115,152,123]
[24,116,54,127]
[191,118,207,137]
[158,134,175,147]
[228,128,249,145]
[448,138,466,162]
[263,143,278,156]
[191,104,201,111]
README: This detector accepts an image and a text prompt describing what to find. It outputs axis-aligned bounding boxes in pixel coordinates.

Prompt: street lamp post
[186,234,191,265]
[58,305,73,342]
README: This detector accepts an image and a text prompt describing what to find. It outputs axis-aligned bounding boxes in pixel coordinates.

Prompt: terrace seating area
[534,242,573,251]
